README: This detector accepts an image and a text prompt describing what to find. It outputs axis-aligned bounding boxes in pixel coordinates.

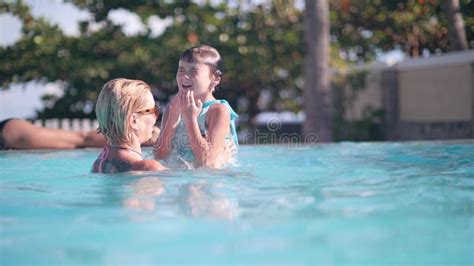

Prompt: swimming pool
[1,141,473,264]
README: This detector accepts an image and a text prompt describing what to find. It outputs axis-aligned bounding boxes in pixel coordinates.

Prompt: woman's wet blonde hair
[96,78,152,144]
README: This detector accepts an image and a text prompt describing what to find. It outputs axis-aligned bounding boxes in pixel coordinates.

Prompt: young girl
[92,78,166,173]
[154,45,238,168]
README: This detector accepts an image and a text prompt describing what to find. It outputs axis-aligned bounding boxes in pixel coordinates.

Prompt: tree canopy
[330,0,473,60]
[0,0,472,120]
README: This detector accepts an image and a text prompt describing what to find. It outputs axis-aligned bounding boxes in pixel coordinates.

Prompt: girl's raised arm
[154,93,181,160]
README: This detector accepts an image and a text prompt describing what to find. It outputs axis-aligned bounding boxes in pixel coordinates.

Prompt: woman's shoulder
[133,159,167,171]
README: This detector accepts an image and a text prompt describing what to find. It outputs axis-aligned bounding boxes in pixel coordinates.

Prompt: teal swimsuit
[165,99,238,168]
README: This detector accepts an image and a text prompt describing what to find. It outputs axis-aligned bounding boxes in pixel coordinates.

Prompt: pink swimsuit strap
[97,145,110,173]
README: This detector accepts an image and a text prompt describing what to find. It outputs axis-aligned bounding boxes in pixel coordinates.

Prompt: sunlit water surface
[1,141,473,265]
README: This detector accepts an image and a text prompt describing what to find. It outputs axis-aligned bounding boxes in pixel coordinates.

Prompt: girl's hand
[181,90,202,122]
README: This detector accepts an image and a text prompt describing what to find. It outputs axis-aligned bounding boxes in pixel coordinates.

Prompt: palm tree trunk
[442,0,468,51]
[303,0,332,142]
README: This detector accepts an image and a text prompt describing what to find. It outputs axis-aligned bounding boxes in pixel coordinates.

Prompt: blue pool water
[1,141,473,265]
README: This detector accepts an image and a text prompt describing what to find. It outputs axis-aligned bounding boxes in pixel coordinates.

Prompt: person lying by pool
[0,119,161,150]
[92,78,167,173]
[0,118,106,150]
[153,44,239,169]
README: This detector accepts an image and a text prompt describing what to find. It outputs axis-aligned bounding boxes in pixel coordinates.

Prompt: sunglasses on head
[135,104,160,117]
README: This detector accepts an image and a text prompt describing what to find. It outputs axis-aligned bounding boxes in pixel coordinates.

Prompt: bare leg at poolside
[1,119,106,149]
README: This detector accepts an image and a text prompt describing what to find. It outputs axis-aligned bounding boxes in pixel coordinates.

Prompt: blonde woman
[92,78,166,173]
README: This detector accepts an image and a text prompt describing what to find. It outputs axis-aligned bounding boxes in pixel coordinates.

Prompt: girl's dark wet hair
[179,45,223,78]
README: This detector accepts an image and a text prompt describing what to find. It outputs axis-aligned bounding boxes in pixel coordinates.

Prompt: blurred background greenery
[1,0,472,141]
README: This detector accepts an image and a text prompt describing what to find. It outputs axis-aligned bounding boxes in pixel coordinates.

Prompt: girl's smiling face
[176,61,218,99]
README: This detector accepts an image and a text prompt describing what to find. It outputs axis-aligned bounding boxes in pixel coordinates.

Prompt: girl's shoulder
[206,103,231,125]
[208,102,230,115]
[208,102,229,113]
[205,99,238,119]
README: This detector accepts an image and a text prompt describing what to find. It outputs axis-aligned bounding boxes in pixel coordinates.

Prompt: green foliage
[332,70,383,141]
[346,70,368,92]
[0,0,472,122]
[461,0,474,44]
[330,0,474,60]
[1,0,306,120]
[333,106,384,141]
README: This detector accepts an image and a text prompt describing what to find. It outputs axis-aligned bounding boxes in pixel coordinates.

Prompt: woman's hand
[181,90,203,123]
